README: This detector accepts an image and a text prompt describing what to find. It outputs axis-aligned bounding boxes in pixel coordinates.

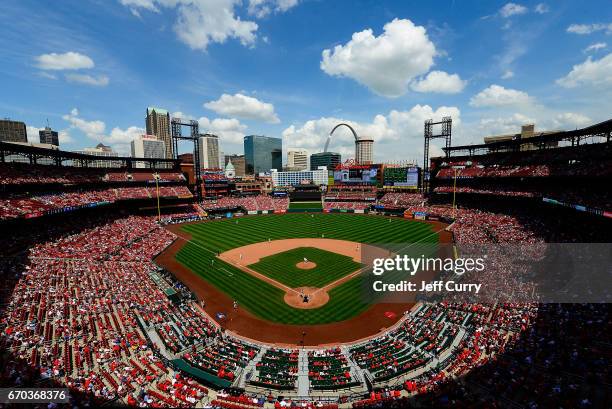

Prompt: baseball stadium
[0,117,610,408]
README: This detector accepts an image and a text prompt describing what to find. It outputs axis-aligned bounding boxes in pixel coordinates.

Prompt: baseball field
[170,213,440,326]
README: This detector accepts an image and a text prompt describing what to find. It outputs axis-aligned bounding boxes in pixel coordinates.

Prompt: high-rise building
[74,143,120,168]
[145,107,172,159]
[244,135,282,175]
[287,149,309,170]
[0,119,27,143]
[355,138,374,164]
[198,134,221,169]
[310,152,341,170]
[39,126,59,146]
[224,154,246,176]
[131,135,166,168]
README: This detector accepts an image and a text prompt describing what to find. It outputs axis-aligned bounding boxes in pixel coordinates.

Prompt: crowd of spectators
[378,193,424,207]
[251,348,298,390]
[201,195,289,212]
[0,190,607,407]
[323,202,370,210]
[0,163,185,185]
[0,186,192,220]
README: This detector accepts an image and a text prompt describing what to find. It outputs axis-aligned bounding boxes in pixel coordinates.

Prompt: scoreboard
[383,166,420,188]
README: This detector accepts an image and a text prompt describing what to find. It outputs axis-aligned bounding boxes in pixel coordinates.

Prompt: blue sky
[1,0,611,163]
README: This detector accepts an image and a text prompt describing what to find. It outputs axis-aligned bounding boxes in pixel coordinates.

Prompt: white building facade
[198,134,221,169]
[131,135,166,168]
[287,149,309,170]
[271,167,328,187]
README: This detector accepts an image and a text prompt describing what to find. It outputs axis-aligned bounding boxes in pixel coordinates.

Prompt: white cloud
[58,130,73,144]
[470,84,532,107]
[108,126,145,144]
[566,23,612,35]
[282,104,460,163]
[38,71,58,80]
[410,71,466,94]
[501,70,515,79]
[534,3,549,14]
[556,53,612,88]
[26,126,40,143]
[62,108,142,153]
[553,112,592,128]
[204,93,280,123]
[198,117,247,144]
[35,52,94,70]
[120,0,258,51]
[119,0,160,12]
[65,73,110,86]
[500,3,528,18]
[478,113,534,135]
[63,109,106,138]
[320,19,437,98]
[247,0,299,18]
[584,42,607,53]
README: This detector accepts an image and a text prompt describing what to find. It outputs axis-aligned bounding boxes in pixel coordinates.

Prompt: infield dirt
[157,216,452,346]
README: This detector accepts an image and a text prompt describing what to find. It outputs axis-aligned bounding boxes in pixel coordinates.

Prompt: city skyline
[1,0,610,163]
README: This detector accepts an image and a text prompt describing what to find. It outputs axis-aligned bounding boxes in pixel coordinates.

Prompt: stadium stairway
[297,349,310,396]
[235,347,267,389]
[341,346,366,386]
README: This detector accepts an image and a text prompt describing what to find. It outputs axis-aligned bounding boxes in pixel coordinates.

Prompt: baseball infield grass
[248,247,362,288]
[174,213,439,325]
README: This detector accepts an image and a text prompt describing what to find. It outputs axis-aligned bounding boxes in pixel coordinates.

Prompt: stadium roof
[442,118,612,156]
[0,140,179,169]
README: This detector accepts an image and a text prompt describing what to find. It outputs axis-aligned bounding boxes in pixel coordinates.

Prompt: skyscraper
[355,138,374,164]
[198,133,221,169]
[131,135,166,168]
[145,107,172,159]
[39,126,59,146]
[287,149,309,170]
[0,119,27,143]
[244,135,282,175]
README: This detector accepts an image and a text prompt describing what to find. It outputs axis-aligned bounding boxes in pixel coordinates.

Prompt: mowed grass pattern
[248,247,362,288]
[175,214,438,325]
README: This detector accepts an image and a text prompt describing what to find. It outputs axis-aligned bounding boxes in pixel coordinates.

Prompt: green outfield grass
[173,213,439,325]
[248,247,362,288]
[288,201,322,209]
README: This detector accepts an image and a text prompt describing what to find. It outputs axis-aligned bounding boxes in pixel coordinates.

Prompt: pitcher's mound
[284,286,329,309]
[296,261,317,270]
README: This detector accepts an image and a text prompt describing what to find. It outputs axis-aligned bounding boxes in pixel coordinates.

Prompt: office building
[74,143,121,168]
[131,135,166,168]
[244,135,282,175]
[271,167,328,187]
[39,126,59,146]
[287,149,308,170]
[0,119,27,143]
[224,154,246,176]
[145,107,172,159]
[198,133,221,169]
[310,152,341,170]
[355,138,374,164]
